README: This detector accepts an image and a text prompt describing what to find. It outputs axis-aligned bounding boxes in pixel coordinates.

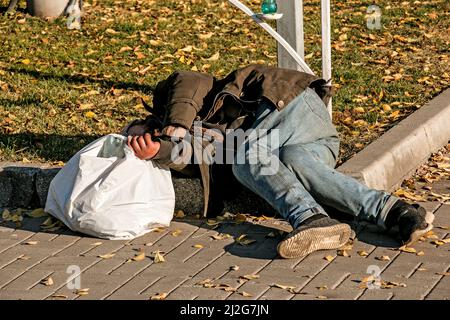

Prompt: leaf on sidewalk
[40,276,54,286]
[229,265,240,271]
[150,292,167,300]
[98,253,115,259]
[357,250,369,257]
[235,234,256,246]
[153,250,165,263]
[211,233,231,240]
[23,241,38,245]
[240,274,260,281]
[193,244,204,249]
[90,242,103,246]
[130,251,146,262]
[171,229,182,237]
[239,291,252,297]
[324,255,334,262]
[398,246,416,253]
[75,288,89,296]
[375,255,391,261]
[338,250,350,257]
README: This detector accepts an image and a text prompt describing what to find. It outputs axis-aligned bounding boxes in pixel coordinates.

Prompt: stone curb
[1,89,449,212]
[337,88,450,191]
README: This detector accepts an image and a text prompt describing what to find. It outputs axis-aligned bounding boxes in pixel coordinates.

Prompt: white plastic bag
[45,134,175,240]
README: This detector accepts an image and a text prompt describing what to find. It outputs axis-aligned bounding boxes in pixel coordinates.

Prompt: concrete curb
[1,88,449,212]
[337,88,450,191]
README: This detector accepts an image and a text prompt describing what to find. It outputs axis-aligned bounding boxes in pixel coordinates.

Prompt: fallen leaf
[153,250,165,263]
[324,255,334,262]
[235,234,256,246]
[22,59,31,65]
[416,251,425,256]
[193,244,204,249]
[27,208,48,218]
[376,255,391,261]
[85,111,96,118]
[204,52,220,62]
[272,283,296,290]
[357,250,369,257]
[436,272,450,276]
[230,265,240,271]
[399,246,416,253]
[240,274,260,280]
[171,229,182,237]
[337,250,350,257]
[317,295,327,299]
[211,233,231,240]
[40,277,54,286]
[90,242,103,246]
[174,210,185,218]
[131,251,146,262]
[98,253,115,259]
[198,32,214,40]
[150,292,168,300]
[75,288,89,296]
[23,241,38,245]
[316,285,328,291]
[240,291,252,297]
[51,295,68,299]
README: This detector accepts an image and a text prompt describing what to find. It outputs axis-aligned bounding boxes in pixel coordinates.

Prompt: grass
[0,0,448,164]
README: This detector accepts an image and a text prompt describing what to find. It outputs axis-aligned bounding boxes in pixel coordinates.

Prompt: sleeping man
[125,64,434,259]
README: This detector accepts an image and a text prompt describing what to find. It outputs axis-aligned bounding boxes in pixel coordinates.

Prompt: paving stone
[35,168,60,207]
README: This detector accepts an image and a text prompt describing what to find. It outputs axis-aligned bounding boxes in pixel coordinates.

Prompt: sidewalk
[0,148,448,300]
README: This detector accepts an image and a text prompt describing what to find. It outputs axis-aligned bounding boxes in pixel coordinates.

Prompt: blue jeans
[232,88,398,229]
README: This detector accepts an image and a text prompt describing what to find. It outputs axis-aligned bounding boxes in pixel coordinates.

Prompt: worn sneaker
[277,215,351,259]
[386,200,434,245]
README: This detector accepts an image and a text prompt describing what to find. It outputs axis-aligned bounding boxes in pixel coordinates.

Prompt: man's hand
[127,133,161,160]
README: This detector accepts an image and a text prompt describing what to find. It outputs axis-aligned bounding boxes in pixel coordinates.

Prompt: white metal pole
[228,0,314,75]
[321,0,332,115]
[277,0,304,71]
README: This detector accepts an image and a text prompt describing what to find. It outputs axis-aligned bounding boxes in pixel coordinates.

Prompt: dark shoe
[386,200,434,245]
[277,215,351,259]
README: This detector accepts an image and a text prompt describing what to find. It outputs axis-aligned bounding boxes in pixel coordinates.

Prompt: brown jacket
[147,64,332,216]
[151,64,331,165]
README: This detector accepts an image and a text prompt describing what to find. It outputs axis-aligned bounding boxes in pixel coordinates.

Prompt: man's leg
[279,141,398,229]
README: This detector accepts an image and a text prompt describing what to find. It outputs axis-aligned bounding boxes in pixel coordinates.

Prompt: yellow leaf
[98,253,115,259]
[416,251,425,256]
[90,242,103,246]
[75,288,89,296]
[272,283,296,290]
[119,46,133,53]
[174,210,185,218]
[337,250,350,257]
[2,209,11,220]
[22,59,31,65]
[354,107,365,113]
[150,292,167,300]
[229,265,240,271]
[240,291,252,297]
[235,234,256,246]
[78,103,94,110]
[85,111,96,118]
[27,208,48,218]
[241,274,260,280]
[357,250,369,257]
[40,277,54,286]
[193,244,204,249]
[23,241,38,245]
[324,255,334,262]
[375,255,391,261]
[171,229,182,237]
[399,246,416,253]
[198,32,214,40]
[353,120,368,127]
[338,33,348,41]
[204,52,220,62]
[132,251,146,261]
[153,250,165,263]
[149,39,162,46]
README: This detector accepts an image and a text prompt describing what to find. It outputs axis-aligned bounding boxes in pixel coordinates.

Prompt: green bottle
[261,0,277,14]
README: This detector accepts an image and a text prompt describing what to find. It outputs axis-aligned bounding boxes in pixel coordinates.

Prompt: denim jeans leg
[279,142,399,227]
